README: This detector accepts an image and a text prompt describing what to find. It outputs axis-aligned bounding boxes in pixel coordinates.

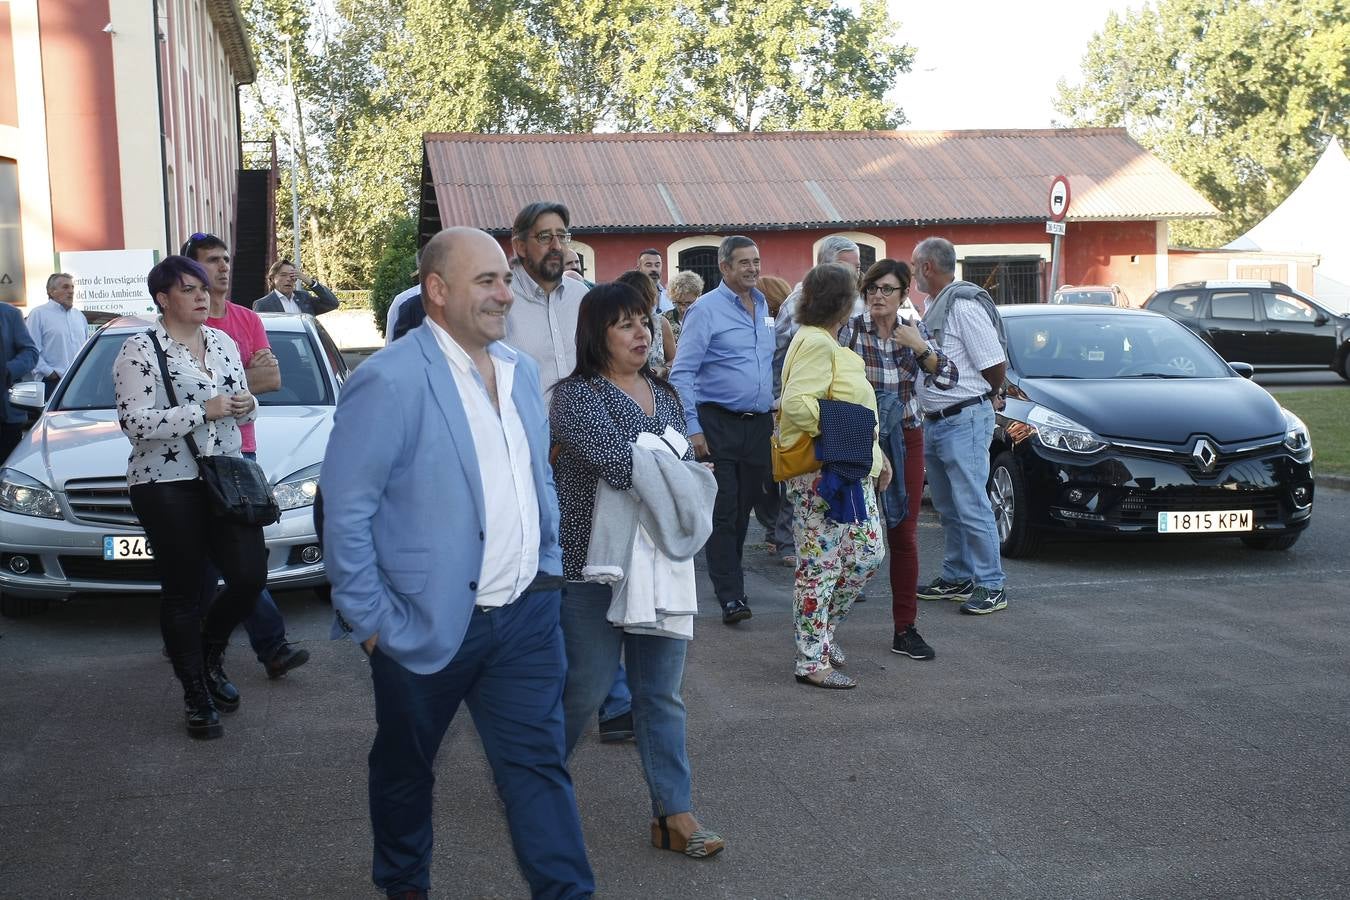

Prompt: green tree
[240,0,915,287]
[1056,0,1350,247]
[369,215,419,337]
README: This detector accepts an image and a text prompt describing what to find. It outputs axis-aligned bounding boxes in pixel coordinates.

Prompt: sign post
[1046,175,1071,299]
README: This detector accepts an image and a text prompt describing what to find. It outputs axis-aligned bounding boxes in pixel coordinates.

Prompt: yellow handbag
[771,338,831,482]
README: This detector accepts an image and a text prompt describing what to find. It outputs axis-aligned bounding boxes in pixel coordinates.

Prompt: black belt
[925,395,988,422]
[476,572,565,613]
[701,402,768,420]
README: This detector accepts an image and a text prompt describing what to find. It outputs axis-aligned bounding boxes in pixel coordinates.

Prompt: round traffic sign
[1048,176,1071,222]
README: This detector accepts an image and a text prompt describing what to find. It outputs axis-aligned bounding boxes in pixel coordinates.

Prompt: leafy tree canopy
[1056,0,1349,247]
[241,0,913,287]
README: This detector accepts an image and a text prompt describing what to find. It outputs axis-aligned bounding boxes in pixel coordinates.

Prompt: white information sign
[57,249,159,318]
[1045,221,1066,236]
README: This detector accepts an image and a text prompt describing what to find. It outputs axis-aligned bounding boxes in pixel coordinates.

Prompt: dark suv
[1144,281,1350,380]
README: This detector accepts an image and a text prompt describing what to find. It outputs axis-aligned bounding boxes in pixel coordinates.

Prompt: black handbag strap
[146,329,209,461]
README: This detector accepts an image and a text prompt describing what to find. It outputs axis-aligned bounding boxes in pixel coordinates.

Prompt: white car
[0,314,347,617]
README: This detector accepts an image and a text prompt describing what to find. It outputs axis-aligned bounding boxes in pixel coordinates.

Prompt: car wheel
[315,583,332,605]
[989,452,1042,558]
[1338,348,1350,382]
[0,592,50,618]
[1239,531,1302,551]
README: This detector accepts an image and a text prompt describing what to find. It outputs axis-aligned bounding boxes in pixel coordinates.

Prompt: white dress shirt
[425,319,539,608]
[267,290,303,314]
[504,263,585,400]
[26,300,88,379]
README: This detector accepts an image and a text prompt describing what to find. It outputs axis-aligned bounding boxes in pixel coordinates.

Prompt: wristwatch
[915,346,934,364]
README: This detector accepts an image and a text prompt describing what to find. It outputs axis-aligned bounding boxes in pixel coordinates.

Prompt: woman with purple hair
[112,255,265,739]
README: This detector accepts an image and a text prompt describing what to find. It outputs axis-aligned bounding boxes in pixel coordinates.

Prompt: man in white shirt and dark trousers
[322,227,593,899]
[911,237,1011,616]
[26,273,87,398]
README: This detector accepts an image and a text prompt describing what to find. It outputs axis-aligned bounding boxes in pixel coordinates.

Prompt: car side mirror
[8,381,46,410]
[1228,362,1255,379]
[1314,313,1328,326]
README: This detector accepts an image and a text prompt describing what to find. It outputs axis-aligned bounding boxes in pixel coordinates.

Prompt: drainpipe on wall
[152,0,171,256]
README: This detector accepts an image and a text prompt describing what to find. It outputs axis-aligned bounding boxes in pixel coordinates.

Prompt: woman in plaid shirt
[838,259,958,661]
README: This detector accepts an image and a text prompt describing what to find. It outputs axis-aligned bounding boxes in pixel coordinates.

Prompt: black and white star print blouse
[549,374,693,581]
[112,321,255,486]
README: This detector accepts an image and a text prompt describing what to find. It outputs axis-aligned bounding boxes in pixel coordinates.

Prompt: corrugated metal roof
[423,129,1218,233]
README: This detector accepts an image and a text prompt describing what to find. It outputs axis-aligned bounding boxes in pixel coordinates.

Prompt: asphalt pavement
[2,490,1349,898]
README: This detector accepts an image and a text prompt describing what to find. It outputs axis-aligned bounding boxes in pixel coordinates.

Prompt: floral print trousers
[786,473,885,676]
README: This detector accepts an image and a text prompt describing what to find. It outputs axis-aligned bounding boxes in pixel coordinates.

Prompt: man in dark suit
[254,259,340,315]
[322,227,593,899]
[1,301,39,462]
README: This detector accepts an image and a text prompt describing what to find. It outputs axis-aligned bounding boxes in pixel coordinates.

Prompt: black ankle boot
[203,639,241,713]
[183,677,223,740]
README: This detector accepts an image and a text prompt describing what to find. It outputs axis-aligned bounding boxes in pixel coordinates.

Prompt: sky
[886,0,1144,130]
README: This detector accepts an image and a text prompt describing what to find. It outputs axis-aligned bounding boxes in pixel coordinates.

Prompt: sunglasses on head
[180,232,217,256]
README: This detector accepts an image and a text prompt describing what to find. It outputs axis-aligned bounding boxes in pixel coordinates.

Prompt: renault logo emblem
[1193,438,1218,473]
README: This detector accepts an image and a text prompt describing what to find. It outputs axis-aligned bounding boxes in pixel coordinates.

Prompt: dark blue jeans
[227,452,286,661]
[367,588,593,898]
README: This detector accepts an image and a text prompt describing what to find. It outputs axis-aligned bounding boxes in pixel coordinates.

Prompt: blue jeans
[922,401,1005,589]
[236,451,286,661]
[367,589,593,898]
[561,581,693,817]
[599,664,631,722]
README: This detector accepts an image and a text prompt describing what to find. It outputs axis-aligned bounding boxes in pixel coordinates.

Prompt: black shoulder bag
[147,330,281,526]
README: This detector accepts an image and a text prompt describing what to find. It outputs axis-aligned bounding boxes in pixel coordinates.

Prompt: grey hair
[668,269,704,298]
[913,237,956,274]
[718,235,757,265]
[816,235,859,265]
[46,272,73,294]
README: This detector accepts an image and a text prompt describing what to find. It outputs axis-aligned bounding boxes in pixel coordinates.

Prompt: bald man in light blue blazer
[322,227,593,899]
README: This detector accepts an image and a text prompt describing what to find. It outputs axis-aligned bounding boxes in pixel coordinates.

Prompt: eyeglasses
[525,230,572,246]
[864,284,903,297]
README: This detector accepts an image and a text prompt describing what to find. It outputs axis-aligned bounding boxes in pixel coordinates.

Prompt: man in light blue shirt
[26,273,87,398]
[669,236,774,625]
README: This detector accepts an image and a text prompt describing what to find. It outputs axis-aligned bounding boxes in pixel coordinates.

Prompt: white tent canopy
[1225,138,1350,312]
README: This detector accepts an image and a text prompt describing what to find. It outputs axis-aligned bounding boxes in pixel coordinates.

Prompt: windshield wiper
[1118,373,1191,379]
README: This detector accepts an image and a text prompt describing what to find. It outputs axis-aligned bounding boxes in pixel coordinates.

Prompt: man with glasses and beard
[504,202,588,401]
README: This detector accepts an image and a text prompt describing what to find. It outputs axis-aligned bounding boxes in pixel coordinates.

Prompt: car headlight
[1282,409,1311,454]
[0,468,63,519]
[1028,405,1107,454]
[274,464,320,511]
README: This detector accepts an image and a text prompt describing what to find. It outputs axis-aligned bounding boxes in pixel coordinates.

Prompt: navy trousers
[367,588,594,898]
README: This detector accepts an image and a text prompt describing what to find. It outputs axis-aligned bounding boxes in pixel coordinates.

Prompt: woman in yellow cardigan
[779,263,892,689]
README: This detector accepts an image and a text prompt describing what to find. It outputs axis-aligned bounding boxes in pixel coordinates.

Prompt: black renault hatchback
[989,306,1314,557]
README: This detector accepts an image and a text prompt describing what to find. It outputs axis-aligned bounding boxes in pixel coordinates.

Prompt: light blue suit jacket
[321,323,562,674]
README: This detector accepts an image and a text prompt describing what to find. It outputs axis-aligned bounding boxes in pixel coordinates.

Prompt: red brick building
[420,128,1217,307]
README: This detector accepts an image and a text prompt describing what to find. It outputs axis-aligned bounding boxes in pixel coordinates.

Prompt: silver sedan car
[0,313,346,617]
